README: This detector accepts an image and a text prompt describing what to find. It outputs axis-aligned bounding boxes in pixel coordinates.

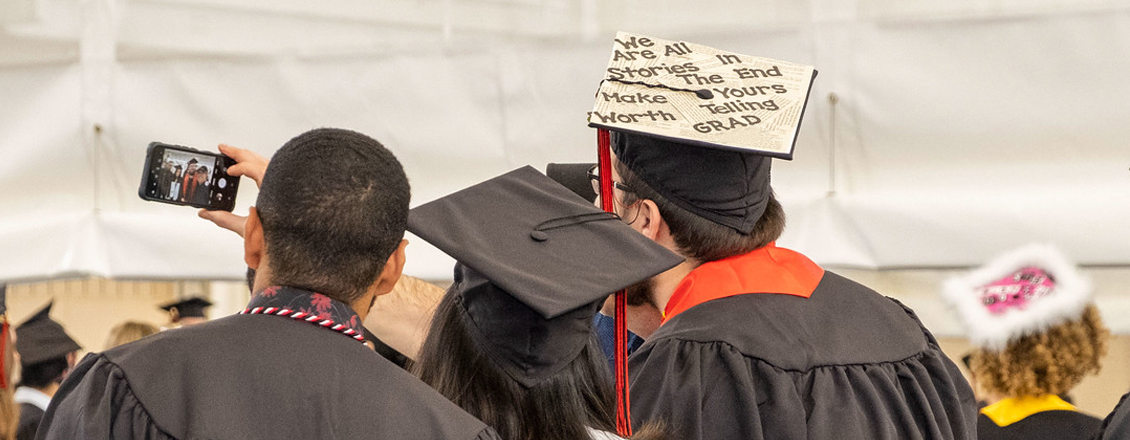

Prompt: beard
[623,277,656,308]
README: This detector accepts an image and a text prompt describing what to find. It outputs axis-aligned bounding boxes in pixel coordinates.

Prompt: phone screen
[140,142,240,211]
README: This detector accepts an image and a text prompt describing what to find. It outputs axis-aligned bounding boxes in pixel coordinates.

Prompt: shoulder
[81,316,493,439]
[17,402,43,425]
[646,272,929,371]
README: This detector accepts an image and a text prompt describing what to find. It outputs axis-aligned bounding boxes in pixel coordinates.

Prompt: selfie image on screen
[154,149,219,205]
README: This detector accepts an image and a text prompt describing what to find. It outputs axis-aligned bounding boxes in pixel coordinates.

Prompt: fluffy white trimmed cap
[941,243,1092,351]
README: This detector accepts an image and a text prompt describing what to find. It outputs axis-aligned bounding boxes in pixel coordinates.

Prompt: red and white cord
[240,307,365,342]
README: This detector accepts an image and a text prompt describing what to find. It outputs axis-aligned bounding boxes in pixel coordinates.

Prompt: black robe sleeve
[16,403,44,440]
[36,353,176,440]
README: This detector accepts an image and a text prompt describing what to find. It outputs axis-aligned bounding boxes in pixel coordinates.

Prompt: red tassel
[598,129,634,437]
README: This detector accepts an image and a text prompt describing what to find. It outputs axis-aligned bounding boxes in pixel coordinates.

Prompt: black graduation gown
[629,271,978,440]
[363,327,412,370]
[977,410,1101,440]
[16,402,43,440]
[1095,392,1130,440]
[35,313,499,440]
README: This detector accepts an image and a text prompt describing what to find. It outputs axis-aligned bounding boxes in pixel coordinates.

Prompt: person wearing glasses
[586,37,976,440]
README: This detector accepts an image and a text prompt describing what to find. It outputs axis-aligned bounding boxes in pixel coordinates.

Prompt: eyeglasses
[587,164,633,196]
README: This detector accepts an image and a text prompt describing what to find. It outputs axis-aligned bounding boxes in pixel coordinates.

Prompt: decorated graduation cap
[408,166,683,387]
[159,297,213,321]
[15,301,82,366]
[588,32,817,234]
[942,243,1092,351]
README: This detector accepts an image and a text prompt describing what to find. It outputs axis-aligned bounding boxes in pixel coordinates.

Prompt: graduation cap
[15,302,82,366]
[588,32,817,234]
[159,297,213,320]
[942,243,1092,351]
[408,166,683,387]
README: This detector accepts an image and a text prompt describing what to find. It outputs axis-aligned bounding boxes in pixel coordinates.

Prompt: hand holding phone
[197,144,271,237]
[138,142,240,211]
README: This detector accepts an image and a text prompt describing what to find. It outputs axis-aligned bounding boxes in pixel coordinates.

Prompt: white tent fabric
[1,0,1129,286]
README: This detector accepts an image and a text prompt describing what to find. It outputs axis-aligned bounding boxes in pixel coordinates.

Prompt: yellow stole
[981,395,1079,427]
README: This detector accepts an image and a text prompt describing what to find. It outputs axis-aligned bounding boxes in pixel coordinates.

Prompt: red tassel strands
[598,129,634,437]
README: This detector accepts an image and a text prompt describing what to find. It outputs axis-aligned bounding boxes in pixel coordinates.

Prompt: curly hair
[970,304,1108,397]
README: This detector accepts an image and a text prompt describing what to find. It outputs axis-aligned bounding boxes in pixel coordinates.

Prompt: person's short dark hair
[19,357,69,389]
[615,159,785,263]
[188,158,198,165]
[256,128,410,304]
[245,267,257,293]
[197,166,208,175]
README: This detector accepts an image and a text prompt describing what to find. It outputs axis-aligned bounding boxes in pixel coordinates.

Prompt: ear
[244,207,265,270]
[633,199,665,242]
[373,239,408,296]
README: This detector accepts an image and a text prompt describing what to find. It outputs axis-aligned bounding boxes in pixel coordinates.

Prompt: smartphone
[138,142,240,211]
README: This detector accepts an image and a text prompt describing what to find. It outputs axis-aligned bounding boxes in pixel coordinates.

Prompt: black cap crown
[15,302,81,366]
[159,297,213,319]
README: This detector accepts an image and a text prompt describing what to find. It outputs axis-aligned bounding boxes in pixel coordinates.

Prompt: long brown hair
[414,292,667,440]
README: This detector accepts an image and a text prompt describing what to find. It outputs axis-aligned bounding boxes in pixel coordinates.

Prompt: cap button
[530,231,549,242]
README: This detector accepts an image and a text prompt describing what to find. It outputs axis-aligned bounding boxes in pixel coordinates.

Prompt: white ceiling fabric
[1,0,1128,285]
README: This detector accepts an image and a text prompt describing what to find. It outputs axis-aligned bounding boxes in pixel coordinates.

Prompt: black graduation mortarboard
[15,302,82,366]
[587,32,817,234]
[159,297,213,319]
[408,166,683,387]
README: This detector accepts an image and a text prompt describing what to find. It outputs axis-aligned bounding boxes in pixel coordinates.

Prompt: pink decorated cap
[942,244,1092,350]
[979,267,1056,314]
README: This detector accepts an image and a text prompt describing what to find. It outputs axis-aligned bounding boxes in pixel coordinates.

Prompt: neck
[649,259,698,313]
[252,260,376,321]
[35,383,59,398]
[350,292,377,321]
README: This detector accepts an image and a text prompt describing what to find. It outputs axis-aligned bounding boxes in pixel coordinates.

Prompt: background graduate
[0,287,17,440]
[12,302,80,440]
[942,243,1108,440]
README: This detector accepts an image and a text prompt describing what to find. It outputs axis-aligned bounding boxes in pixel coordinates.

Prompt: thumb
[198,209,248,238]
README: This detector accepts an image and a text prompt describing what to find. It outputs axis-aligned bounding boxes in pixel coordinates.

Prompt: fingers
[218,144,269,188]
[198,209,248,238]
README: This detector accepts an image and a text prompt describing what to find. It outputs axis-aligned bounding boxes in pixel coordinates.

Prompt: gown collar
[663,242,824,323]
[14,386,51,411]
[981,394,1079,427]
[242,286,366,343]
